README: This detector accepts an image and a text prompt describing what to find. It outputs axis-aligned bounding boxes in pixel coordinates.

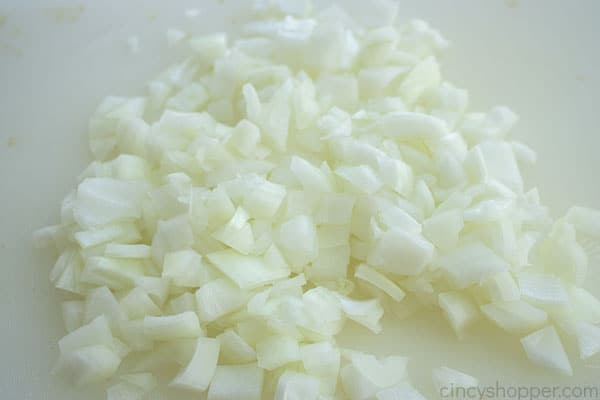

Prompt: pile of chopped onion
[35,0,600,398]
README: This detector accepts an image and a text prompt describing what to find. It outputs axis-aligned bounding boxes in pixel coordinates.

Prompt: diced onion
[36,2,600,397]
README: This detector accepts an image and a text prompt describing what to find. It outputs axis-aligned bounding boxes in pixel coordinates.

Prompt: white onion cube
[207,249,290,289]
[434,242,510,289]
[208,364,264,400]
[171,337,220,392]
[195,279,250,322]
[368,228,434,276]
[256,335,300,370]
[438,292,478,337]
[355,264,405,302]
[520,326,572,376]
[217,328,257,364]
[275,371,320,400]
[143,311,202,341]
[162,249,208,288]
[480,301,547,334]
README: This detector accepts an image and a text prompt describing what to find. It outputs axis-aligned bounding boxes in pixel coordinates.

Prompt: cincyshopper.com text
[440,381,600,400]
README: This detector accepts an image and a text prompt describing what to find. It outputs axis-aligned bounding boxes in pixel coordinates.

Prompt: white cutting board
[1,0,599,399]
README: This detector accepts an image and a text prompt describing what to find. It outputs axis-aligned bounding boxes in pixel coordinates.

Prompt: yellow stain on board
[46,5,86,24]
[1,43,23,57]
[146,12,158,22]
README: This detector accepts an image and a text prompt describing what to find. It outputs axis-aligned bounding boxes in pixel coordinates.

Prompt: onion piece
[120,287,161,319]
[438,292,478,338]
[482,271,520,303]
[434,242,510,289]
[143,312,202,341]
[104,244,151,259]
[354,264,405,302]
[208,364,264,400]
[207,249,290,290]
[337,295,384,333]
[422,210,464,251]
[367,228,434,276]
[517,272,569,306]
[275,371,320,400]
[54,345,121,386]
[300,341,340,395]
[217,328,257,364]
[162,249,209,288]
[170,337,220,392]
[398,56,441,105]
[480,301,548,334]
[520,326,573,376]
[211,207,256,255]
[195,279,250,322]
[571,321,600,360]
[256,335,300,370]
[277,215,318,268]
